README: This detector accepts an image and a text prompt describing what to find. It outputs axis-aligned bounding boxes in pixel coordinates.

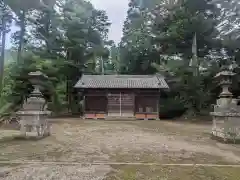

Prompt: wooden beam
[85,94,105,96]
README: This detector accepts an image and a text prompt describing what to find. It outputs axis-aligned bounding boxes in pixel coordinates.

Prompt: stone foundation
[211,114,240,142]
[17,111,51,138]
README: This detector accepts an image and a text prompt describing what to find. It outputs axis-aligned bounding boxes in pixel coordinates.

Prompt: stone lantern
[210,65,240,143]
[16,71,51,138]
[215,68,235,106]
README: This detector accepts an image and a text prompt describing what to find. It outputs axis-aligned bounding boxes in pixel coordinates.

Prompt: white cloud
[90,0,129,44]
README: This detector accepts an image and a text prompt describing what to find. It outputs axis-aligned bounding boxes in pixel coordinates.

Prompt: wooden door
[108,93,121,117]
[107,92,134,117]
[121,93,134,117]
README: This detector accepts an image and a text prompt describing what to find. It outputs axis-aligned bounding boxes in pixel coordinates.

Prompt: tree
[119,0,223,116]
[57,0,110,112]
[0,0,111,116]
[214,0,240,67]
[119,0,158,74]
[215,0,240,39]
[4,0,57,62]
[0,1,12,95]
[2,0,240,120]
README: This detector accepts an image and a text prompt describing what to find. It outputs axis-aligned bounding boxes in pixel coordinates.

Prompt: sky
[90,0,129,43]
[6,0,129,48]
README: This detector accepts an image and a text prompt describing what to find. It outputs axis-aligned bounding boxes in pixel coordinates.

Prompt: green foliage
[0,0,113,116]
[4,50,17,64]
[0,53,65,116]
[1,0,240,119]
[119,0,227,117]
[153,57,219,117]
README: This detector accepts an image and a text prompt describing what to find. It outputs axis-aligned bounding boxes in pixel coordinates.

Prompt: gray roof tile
[74,75,169,89]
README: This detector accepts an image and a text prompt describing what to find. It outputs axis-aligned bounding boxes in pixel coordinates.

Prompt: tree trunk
[0,16,7,96]
[44,9,51,55]
[17,10,25,63]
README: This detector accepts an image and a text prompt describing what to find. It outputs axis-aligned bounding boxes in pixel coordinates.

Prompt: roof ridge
[82,74,159,77]
[75,74,169,89]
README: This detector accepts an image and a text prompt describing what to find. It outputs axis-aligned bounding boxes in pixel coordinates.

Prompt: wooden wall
[84,89,107,119]
[85,96,107,113]
[134,90,160,120]
[135,96,158,113]
[83,89,160,119]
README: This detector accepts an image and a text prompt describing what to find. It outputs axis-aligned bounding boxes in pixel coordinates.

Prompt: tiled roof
[74,75,169,89]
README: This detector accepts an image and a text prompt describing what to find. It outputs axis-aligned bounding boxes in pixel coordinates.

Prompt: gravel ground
[0,119,240,179]
[0,164,111,180]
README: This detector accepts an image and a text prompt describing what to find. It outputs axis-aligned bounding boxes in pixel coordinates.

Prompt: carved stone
[16,71,51,139]
[210,65,240,143]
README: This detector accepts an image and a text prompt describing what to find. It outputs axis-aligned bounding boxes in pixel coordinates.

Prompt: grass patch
[110,150,231,165]
[0,130,21,140]
[105,165,240,180]
[0,132,65,161]
[124,121,211,140]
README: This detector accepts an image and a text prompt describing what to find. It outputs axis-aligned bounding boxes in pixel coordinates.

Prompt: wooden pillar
[103,92,107,118]
[157,96,160,120]
[133,93,136,117]
[83,95,86,118]
[83,95,86,116]
[106,89,109,117]
[157,90,160,120]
